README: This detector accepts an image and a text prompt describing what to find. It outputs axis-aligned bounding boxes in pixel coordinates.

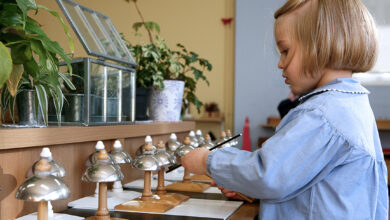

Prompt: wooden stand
[115,171,175,213]
[166,168,210,193]
[191,174,213,183]
[86,182,126,220]
[156,169,189,205]
[38,201,48,220]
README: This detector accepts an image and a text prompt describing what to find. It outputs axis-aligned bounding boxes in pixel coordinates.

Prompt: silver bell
[198,134,215,150]
[135,135,157,156]
[154,141,176,169]
[82,150,123,183]
[189,130,199,148]
[196,130,205,145]
[109,140,132,164]
[215,131,231,148]
[16,158,70,202]
[174,137,195,161]
[166,133,182,154]
[85,141,116,166]
[31,147,66,178]
[132,143,160,171]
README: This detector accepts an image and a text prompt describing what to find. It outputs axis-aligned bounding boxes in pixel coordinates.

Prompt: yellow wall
[33,0,235,130]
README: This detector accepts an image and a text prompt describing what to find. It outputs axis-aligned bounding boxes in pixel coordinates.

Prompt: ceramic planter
[149,80,184,121]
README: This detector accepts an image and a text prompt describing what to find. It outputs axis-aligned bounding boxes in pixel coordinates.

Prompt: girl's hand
[213,181,244,200]
[181,147,210,175]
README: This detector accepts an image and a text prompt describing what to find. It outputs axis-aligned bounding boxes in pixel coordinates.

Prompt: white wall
[234,0,287,149]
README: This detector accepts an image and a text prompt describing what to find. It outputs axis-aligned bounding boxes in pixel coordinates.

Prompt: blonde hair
[274,0,378,76]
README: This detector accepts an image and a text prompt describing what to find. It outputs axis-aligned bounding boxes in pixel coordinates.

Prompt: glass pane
[81,8,119,58]
[106,66,120,122]
[98,17,134,63]
[90,63,105,122]
[62,1,103,53]
[121,71,132,121]
[58,0,135,65]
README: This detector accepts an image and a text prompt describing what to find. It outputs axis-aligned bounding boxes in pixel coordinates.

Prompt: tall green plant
[0,0,75,125]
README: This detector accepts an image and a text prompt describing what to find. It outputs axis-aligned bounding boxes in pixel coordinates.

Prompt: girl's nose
[278,59,284,69]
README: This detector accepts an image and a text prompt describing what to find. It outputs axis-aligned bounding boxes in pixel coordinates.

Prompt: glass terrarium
[54,58,135,125]
[51,0,137,125]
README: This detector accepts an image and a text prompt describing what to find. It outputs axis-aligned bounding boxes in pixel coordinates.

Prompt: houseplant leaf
[34,84,48,125]
[49,85,63,125]
[9,43,32,64]
[0,3,24,27]
[6,64,24,97]
[38,4,74,53]
[1,87,11,121]
[0,42,13,88]
[59,73,76,90]
[16,0,38,29]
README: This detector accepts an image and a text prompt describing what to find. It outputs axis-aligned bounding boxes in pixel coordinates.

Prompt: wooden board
[115,197,174,213]
[191,174,213,183]
[157,193,189,206]
[165,182,210,193]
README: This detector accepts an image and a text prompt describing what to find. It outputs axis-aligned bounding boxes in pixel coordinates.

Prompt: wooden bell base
[157,193,190,206]
[191,174,213,182]
[114,197,175,213]
[85,217,127,220]
[165,181,210,193]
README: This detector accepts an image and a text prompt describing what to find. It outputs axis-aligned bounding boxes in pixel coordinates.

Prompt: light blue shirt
[207,78,388,219]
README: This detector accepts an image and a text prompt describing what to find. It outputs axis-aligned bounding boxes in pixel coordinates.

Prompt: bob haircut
[274,0,378,77]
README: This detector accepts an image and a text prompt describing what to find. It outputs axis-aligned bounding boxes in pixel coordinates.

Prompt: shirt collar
[298,78,369,103]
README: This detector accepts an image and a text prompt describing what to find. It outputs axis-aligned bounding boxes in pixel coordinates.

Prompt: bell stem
[142,171,153,200]
[37,201,48,220]
[156,169,166,195]
[183,168,191,183]
[96,182,109,217]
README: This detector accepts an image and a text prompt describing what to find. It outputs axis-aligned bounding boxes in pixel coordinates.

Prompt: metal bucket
[64,94,84,122]
[16,90,44,126]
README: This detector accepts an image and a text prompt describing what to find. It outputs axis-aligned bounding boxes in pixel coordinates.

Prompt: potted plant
[0,0,75,126]
[125,0,212,121]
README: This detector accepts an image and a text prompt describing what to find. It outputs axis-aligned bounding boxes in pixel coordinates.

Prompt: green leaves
[34,84,48,125]
[173,43,212,112]
[132,21,160,33]
[0,42,13,88]
[126,15,212,112]
[0,0,74,126]
[38,4,74,54]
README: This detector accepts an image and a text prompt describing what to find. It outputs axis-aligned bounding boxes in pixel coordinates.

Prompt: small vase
[149,80,185,121]
[16,89,44,126]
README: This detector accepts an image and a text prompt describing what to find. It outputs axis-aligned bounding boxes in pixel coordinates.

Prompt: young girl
[182,0,389,219]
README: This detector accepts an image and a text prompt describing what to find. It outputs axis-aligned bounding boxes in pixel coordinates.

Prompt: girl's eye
[281,49,288,55]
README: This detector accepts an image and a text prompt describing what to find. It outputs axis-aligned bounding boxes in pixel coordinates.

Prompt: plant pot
[149,80,185,121]
[64,94,84,122]
[135,87,151,120]
[16,89,44,126]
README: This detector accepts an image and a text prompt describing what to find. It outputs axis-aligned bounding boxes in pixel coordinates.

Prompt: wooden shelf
[0,121,195,150]
[183,116,224,123]
[376,120,390,131]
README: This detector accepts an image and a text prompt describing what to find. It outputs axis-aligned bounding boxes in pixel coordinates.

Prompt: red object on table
[242,117,251,151]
